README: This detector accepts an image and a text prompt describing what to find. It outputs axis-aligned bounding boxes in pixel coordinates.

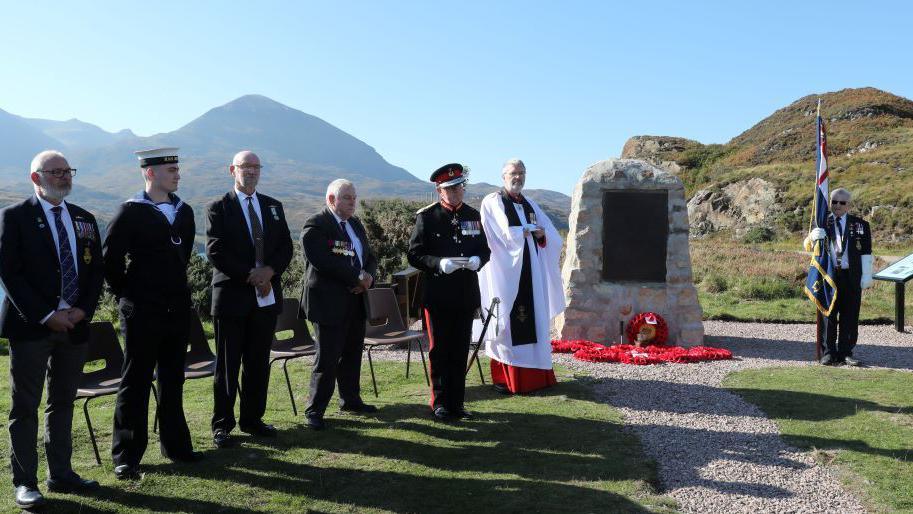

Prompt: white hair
[326,178,355,199]
[830,188,851,201]
[30,150,67,174]
[502,158,526,174]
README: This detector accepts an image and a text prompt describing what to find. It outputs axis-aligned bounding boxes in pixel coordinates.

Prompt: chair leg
[83,398,101,466]
[367,347,379,397]
[418,339,429,386]
[406,341,412,378]
[151,384,159,434]
[282,359,297,416]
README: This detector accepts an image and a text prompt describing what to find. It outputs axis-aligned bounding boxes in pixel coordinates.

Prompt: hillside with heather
[623,87,913,243]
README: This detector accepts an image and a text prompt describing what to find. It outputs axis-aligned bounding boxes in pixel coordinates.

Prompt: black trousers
[111,307,194,467]
[424,306,473,412]
[211,308,277,432]
[8,332,86,487]
[305,294,366,416]
[823,269,862,360]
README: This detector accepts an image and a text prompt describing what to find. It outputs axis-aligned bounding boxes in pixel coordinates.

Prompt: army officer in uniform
[407,163,490,421]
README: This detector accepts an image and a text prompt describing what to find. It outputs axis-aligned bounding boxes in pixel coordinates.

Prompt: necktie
[339,221,362,270]
[247,197,265,266]
[52,206,79,306]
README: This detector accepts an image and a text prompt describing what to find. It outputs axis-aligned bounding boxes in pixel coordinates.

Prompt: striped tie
[247,197,265,265]
[52,206,79,306]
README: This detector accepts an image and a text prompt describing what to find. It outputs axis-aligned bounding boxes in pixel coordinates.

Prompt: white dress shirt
[330,210,364,267]
[36,195,78,321]
[234,189,275,307]
[831,213,849,269]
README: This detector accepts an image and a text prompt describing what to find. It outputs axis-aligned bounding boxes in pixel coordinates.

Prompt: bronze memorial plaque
[602,190,668,282]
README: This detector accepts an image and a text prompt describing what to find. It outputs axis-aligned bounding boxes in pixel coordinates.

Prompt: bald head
[230,150,261,194]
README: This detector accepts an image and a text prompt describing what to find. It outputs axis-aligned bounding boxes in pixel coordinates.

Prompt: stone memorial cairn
[557,159,704,345]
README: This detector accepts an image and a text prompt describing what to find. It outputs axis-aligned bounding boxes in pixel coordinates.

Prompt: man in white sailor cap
[103,147,202,480]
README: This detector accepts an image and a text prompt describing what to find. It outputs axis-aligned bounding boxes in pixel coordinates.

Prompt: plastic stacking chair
[364,287,429,397]
[269,299,316,415]
[153,311,215,432]
[76,322,124,465]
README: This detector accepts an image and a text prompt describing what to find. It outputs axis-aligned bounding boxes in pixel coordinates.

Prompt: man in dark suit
[104,148,201,480]
[0,150,103,509]
[299,178,377,430]
[407,163,490,421]
[206,151,293,448]
[806,187,874,366]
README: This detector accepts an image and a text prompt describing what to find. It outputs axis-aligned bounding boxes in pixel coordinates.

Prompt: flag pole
[814,98,823,361]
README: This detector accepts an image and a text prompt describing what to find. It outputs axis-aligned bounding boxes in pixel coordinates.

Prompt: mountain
[0,95,571,234]
[0,108,65,174]
[622,87,913,243]
[23,118,135,150]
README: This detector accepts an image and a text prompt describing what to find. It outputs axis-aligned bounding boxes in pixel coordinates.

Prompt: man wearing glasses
[103,147,201,480]
[0,151,104,509]
[407,163,490,421]
[206,151,293,448]
[806,188,874,366]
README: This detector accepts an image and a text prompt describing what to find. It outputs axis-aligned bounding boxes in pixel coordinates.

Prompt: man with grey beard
[0,150,104,509]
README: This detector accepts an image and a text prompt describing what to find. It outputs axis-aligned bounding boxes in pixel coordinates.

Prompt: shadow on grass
[706,333,913,371]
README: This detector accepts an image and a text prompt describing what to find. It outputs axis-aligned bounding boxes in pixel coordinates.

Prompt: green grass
[724,367,913,513]
[0,352,675,513]
[692,238,910,322]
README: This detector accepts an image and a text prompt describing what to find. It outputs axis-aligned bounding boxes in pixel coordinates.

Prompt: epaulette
[416,202,437,214]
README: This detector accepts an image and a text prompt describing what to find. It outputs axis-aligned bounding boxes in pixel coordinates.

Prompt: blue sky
[1,0,910,194]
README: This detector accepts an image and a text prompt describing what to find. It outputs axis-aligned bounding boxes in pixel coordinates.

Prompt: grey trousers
[8,332,87,487]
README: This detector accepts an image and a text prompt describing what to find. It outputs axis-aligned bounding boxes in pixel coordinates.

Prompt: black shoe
[46,472,100,493]
[432,406,451,421]
[819,354,836,366]
[213,429,234,448]
[166,450,205,463]
[493,383,511,394]
[239,422,278,438]
[844,356,862,367]
[14,485,45,509]
[113,464,141,481]
[455,409,474,420]
[340,403,378,414]
[306,414,326,431]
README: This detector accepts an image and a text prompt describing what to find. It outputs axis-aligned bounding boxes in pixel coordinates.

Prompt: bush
[742,226,776,244]
[359,198,427,281]
[187,253,214,319]
[703,274,729,293]
[737,277,800,300]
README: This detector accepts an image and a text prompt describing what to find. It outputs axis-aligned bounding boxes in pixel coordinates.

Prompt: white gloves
[439,258,460,274]
[861,254,874,289]
[809,228,827,241]
[467,256,481,271]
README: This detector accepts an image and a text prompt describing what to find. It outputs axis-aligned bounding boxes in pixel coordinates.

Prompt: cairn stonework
[556,159,704,345]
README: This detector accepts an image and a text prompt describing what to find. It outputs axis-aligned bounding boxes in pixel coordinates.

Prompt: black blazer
[299,208,377,325]
[826,213,872,286]
[206,191,293,316]
[0,196,104,343]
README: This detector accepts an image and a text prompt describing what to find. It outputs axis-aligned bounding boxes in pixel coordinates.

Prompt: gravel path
[554,321,913,513]
[370,322,912,512]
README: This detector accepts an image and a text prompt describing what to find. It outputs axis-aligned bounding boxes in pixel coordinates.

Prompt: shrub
[737,277,800,300]
[360,198,427,281]
[704,274,729,293]
[742,226,776,244]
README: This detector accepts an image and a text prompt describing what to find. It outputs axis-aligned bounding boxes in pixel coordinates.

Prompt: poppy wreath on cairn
[551,312,733,365]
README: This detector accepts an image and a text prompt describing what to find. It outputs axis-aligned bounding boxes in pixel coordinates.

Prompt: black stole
[500,189,537,346]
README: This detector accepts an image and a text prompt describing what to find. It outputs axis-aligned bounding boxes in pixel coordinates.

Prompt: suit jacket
[299,208,377,325]
[206,191,293,316]
[407,202,491,311]
[826,213,872,288]
[0,196,104,342]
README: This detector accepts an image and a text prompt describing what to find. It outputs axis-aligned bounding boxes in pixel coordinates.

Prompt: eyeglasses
[832,200,848,205]
[39,168,76,178]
